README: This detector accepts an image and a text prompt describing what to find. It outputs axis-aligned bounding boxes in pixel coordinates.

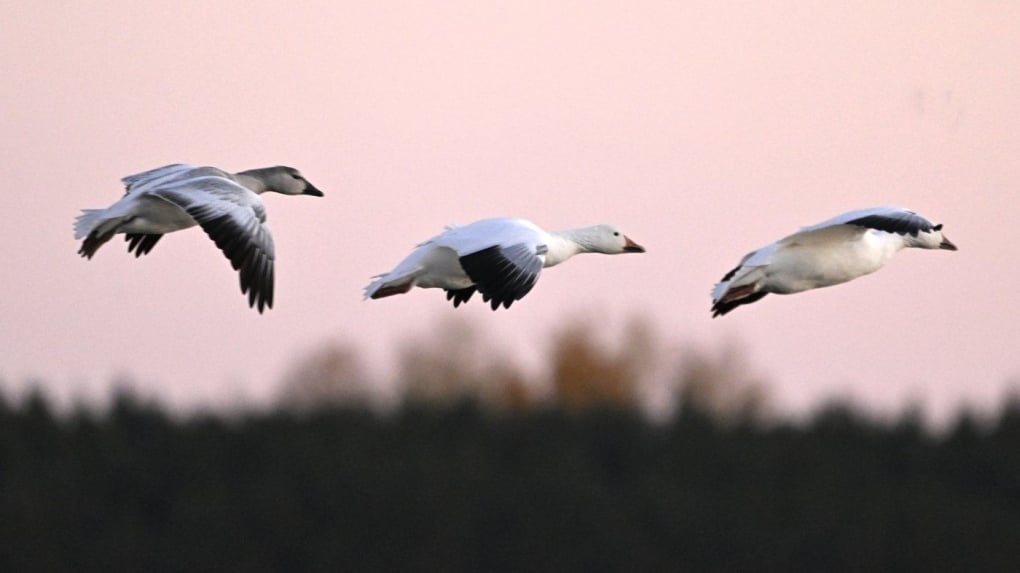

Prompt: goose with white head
[711,206,957,317]
[365,217,646,310]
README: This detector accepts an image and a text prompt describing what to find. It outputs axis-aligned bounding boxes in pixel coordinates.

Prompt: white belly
[767,241,890,294]
[120,196,198,234]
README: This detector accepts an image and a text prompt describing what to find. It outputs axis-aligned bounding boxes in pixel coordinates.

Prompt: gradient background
[2,2,1017,421]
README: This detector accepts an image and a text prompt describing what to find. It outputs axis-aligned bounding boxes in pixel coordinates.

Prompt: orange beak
[623,236,646,253]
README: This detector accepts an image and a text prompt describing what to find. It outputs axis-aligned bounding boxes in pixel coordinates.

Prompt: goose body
[711,207,957,317]
[74,163,323,313]
[365,217,645,310]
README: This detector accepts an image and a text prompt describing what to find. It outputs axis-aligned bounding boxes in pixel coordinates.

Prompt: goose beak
[623,236,646,253]
[303,184,324,197]
[939,235,957,251]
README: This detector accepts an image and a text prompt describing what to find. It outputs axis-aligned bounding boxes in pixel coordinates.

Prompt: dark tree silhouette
[2,388,1020,572]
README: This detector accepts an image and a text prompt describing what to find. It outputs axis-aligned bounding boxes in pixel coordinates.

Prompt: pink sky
[2,2,1018,421]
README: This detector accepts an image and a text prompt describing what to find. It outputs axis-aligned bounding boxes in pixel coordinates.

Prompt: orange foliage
[275,316,770,422]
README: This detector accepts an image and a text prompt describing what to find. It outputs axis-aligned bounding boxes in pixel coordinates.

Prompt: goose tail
[73,209,106,240]
[363,273,414,300]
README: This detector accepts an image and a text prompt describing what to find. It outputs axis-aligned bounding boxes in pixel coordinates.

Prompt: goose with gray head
[364,217,646,310]
[74,163,324,313]
[711,206,957,317]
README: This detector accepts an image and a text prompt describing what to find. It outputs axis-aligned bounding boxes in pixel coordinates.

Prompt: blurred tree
[547,319,646,411]
[272,314,771,420]
[546,317,769,420]
[276,341,370,412]
[397,318,533,411]
[672,342,771,424]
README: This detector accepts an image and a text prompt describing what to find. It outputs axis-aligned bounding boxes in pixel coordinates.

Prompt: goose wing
[148,176,276,312]
[118,165,236,257]
[798,206,937,237]
[121,164,203,194]
[437,219,547,310]
[457,243,545,310]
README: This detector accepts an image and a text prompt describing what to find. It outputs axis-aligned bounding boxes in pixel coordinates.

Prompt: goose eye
[613,231,620,237]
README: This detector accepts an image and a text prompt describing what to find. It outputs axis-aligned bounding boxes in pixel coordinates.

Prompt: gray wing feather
[458,243,544,310]
[152,178,276,312]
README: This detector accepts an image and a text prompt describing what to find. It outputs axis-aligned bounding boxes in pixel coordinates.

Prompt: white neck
[544,227,597,267]
[862,231,909,266]
[232,171,270,194]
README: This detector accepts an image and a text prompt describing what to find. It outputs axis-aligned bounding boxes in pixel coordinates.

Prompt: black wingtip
[125,233,163,257]
[253,297,272,314]
[198,213,274,315]
[445,287,476,308]
[78,231,110,259]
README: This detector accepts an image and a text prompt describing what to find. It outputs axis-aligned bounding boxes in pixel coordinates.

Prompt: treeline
[276,318,771,422]
[2,391,1020,572]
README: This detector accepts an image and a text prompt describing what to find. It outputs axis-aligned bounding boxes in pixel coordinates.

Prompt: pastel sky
[2,2,1018,420]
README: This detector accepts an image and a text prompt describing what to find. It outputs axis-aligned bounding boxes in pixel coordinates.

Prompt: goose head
[574,224,646,254]
[240,166,324,197]
[910,223,957,251]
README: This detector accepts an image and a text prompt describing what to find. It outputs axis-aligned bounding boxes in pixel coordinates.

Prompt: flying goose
[711,206,957,317]
[74,163,323,313]
[364,217,646,310]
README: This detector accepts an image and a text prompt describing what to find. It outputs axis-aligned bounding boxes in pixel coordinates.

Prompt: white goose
[711,206,957,317]
[364,217,646,310]
[74,163,323,313]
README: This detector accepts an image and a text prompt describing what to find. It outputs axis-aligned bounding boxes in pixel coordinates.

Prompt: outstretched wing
[150,176,276,313]
[800,206,936,237]
[458,243,545,310]
[120,164,205,194]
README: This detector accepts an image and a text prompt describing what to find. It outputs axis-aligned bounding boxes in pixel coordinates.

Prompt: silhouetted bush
[2,390,1020,572]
